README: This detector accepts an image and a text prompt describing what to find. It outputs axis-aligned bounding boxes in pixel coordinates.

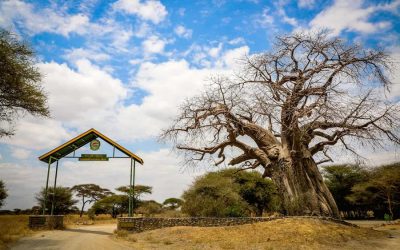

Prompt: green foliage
[0,29,49,137]
[181,168,280,217]
[232,170,281,216]
[90,184,153,217]
[323,164,368,212]
[136,200,163,216]
[71,184,111,217]
[163,198,183,210]
[0,180,7,208]
[347,163,400,219]
[35,186,78,214]
[324,162,400,219]
[90,194,128,218]
[116,185,152,199]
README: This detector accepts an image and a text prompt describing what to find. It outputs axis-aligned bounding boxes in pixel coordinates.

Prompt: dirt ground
[8,218,400,250]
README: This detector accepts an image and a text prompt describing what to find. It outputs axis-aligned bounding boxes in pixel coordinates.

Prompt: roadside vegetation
[0,215,31,250]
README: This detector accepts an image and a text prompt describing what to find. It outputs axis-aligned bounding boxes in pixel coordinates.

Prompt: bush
[181,169,280,217]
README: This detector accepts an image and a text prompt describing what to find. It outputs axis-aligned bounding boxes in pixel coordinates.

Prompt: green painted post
[129,158,133,217]
[51,160,59,215]
[43,157,52,215]
[132,159,136,216]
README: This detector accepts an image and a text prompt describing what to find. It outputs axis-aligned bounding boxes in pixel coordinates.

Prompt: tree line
[0,162,399,219]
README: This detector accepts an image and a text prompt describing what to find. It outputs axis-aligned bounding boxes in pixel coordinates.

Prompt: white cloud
[11,148,31,160]
[208,43,223,58]
[1,46,249,154]
[310,0,394,36]
[63,48,111,63]
[0,117,70,150]
[113,0,168,24]
[298,0,315,8]
[387,46,400,99]
[142,35,167,55]
[174,25,193,39]
[0,0,91,37]
[228,37,245,45]
[38,59,127,124]
[278,8,297,26]
[254,8,274,28]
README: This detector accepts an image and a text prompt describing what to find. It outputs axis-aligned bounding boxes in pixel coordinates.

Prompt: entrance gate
[37,128,143,218]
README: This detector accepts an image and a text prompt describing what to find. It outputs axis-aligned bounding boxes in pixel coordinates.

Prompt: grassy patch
[0,215,32,250]
[117,217,389,250]
[63,214,116,227]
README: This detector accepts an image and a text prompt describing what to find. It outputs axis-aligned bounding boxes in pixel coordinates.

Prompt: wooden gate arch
[38,128,143,217]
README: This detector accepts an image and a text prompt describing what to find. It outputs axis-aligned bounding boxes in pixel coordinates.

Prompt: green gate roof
[38,128,144,164]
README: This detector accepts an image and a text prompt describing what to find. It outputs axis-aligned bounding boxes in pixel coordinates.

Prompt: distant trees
[323,165,368,213]
[163,198,183,210]
[0,29,49,137]
[71,184,112,217]
[324,163,400,219]
[136,200,163,216]
[35,186,78,214]
[0,180,8,208]
[90,194,128,218]
[182,169,280,217]
[90,184,152,218]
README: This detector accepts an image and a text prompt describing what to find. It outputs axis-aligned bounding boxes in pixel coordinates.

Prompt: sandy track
[11,224,129,250]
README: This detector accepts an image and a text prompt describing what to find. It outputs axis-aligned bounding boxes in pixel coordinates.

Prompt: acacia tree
[71,184,112,217]
[0,29,49,137]
[162,32,399,218]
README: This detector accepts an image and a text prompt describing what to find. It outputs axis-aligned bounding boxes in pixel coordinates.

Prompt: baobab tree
[162,32,399,218]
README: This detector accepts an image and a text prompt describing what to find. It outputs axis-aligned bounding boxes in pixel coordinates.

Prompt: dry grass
[118,217,389,250]
[64,214,116,227]
[0,215,32,250]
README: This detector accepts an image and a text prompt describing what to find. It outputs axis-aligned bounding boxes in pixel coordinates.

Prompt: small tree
[35,187,78,214]
[116,185,152,210]
[71,184,112,217]
[0,180,8,208]
[163,198,183,210]
[0,29,49,137]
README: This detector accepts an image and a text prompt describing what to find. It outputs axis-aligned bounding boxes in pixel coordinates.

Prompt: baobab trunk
[267,146,340,218]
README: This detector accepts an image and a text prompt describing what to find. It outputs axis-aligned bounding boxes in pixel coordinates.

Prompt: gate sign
[79,154,108,161]
[90,139,100,151]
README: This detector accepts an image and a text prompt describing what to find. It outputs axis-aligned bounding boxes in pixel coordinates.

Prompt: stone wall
[117,216,355,232]
[29,215,64,229]
[117,217,277,232]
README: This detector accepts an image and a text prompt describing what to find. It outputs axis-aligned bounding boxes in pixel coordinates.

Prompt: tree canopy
[71,184,111,217]
[162,32,399,218]
[347,163,400,219]
[323,165,368,213]
[35,186,78,214]
[0,180,8,208]
[181,168,280,217]
[163,198,183,210]
[0,29,49,137]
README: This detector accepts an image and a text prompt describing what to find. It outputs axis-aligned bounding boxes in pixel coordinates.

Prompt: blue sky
[0,0,399,210]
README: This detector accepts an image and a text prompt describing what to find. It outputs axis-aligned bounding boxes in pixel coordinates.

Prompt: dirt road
[10,221,400,250]
[11,224,129,250]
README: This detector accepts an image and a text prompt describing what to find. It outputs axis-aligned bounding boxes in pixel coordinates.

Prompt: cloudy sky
[0,0,399,210]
